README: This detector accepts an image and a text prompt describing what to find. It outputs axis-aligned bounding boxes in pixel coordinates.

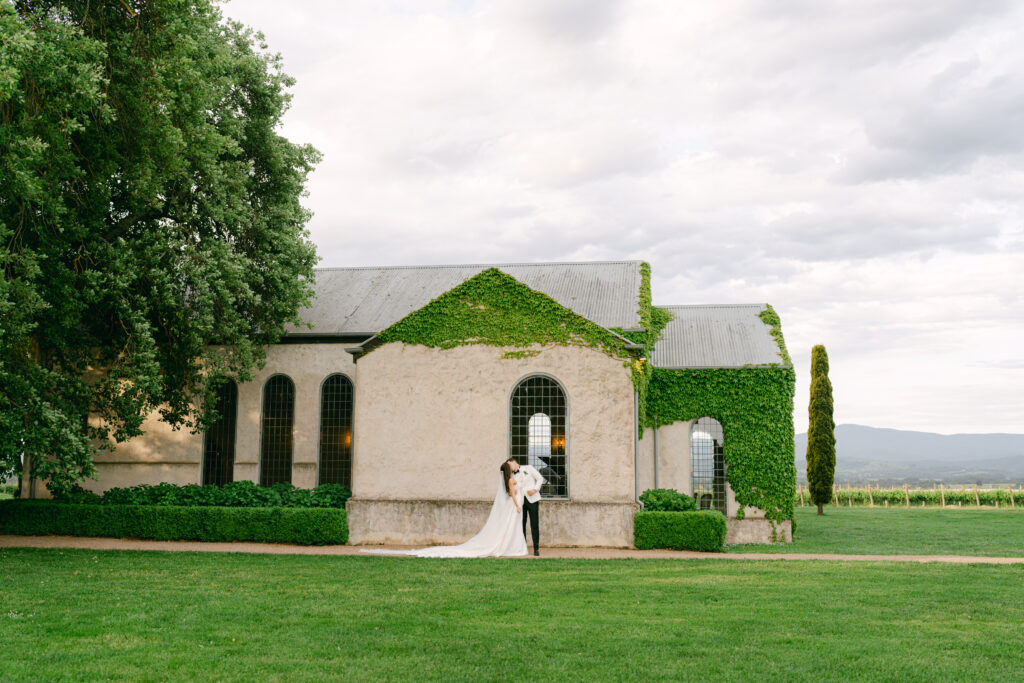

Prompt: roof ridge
[314,260,643,272]
[656,303,767,309]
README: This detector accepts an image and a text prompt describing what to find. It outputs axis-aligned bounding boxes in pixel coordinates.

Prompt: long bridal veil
[360,475,528,558]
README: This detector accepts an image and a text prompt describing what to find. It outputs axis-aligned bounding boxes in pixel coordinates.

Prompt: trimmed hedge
[639,488,696,511]
[634,510,727,552]
[57,481,351,508]
[0,500,348,545]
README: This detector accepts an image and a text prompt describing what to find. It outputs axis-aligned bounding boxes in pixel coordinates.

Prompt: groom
[508,458,546,556]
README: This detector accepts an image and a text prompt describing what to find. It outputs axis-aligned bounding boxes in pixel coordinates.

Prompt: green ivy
[644,366,797,523]
[611,262,674,435]
[372,268,632,359]
[758,305,792,365]
[638,302,795,523]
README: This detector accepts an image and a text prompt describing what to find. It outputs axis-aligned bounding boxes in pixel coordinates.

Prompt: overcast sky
[224,0,1023,435]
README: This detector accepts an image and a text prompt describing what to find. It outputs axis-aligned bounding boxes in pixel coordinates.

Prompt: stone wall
[234,343,356,488]
[349,498,637,548]
[351,342,636,504]
[74,343,356,494]
[725,519,791,544]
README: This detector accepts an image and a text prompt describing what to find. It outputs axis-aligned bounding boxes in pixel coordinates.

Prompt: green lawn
[729,507,1024,556]
[2,549,1023,681]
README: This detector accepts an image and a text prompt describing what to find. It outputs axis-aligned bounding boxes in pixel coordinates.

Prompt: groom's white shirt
[516,465,546,504]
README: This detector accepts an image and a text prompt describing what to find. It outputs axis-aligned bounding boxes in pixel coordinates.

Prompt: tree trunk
[817,502,823,515]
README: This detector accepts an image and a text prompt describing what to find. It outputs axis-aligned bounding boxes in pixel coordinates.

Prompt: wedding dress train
[360,476,528,558]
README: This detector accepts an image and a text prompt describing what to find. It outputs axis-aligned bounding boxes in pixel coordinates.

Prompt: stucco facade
[81,343,356,493]
[348,342,638,547]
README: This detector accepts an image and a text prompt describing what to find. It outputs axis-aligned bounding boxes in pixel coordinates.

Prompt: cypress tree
[806,345,836,514]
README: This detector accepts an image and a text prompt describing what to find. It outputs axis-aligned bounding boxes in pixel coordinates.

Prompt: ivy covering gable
[370,268,635,360]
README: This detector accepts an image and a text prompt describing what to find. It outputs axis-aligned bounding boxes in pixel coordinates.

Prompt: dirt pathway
[3,534,1024,564]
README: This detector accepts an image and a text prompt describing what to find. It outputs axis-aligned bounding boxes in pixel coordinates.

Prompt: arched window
[201,380,238,486]
[691,416,727,515]
[510,375,567,498]
[260,375,295,486]
[319,374,354,488]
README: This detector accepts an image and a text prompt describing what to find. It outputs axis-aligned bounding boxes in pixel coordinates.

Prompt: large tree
[1,1,320,495]
[806,344,836,514]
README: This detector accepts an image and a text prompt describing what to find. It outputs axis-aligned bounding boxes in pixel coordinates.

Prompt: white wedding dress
[361,476,528,558]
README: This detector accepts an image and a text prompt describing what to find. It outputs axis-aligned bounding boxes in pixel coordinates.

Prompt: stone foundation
[348,499,638,548]
[725,518,792,544]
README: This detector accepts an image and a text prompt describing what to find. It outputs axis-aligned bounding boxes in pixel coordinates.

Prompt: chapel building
[62,261,796,545]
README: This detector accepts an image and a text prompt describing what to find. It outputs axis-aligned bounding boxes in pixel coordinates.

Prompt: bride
[361,461,528,558]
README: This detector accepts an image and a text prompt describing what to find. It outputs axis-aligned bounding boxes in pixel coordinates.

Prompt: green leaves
[0,500,348,545]
[1,1,319,493]
[376,268,632,359]
[633,511,727,551]
[806,345,836,509]
[639,488,697,511]
[645,366,798,523]
[758,305,792,366]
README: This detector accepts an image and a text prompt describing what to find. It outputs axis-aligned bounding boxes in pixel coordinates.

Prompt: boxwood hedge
[0,500,348,545]
[56,481,351,508]
[634,510,727,552]
[639,488,696,511]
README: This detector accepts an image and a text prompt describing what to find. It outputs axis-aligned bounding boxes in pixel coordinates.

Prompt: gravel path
[3,534,1024,563]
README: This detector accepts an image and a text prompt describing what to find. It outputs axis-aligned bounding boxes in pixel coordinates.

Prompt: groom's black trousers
[522,498,540,549]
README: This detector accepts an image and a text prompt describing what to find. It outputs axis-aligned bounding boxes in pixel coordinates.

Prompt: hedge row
[634,510,726,552]
[0,500,348,545]
[796,487,1024,507]
[58,481,351,508]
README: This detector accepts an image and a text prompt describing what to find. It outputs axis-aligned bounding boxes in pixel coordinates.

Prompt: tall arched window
[202,380,238,486]
[260,375,295,486]
[319,373,354,488]
[510,375,567,498]
[691,416,726,515]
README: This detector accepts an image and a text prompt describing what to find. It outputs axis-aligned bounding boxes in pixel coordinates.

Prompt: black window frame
[318,373,354,488]
[509,374,568,499]
[259,374,296,486]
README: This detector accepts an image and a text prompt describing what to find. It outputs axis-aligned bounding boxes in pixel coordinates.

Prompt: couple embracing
[362,458,545,558]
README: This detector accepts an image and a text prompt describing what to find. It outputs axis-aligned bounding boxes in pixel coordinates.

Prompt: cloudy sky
[224,0,1023,435]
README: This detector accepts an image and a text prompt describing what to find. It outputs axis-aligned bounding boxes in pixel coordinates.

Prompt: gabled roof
[650,304,787,369]
[287,261,644,336]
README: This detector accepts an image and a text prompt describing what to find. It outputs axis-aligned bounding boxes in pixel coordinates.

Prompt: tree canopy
[1,0,320,494]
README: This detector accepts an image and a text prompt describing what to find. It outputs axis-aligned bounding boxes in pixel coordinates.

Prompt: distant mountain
[795,424,1024,486]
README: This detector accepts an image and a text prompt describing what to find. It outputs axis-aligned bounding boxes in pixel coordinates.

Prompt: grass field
[729,507,1024,556]
[2,548,1023,681]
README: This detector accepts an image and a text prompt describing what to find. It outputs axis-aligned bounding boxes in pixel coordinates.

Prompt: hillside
[794,424,1024,486]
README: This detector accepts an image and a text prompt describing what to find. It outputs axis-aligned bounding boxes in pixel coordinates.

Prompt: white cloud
[224,0,1024,433]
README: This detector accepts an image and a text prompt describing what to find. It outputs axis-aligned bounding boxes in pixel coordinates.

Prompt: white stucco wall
[352,342,637,504]
[75,343,356,494]
[234,344,356,488]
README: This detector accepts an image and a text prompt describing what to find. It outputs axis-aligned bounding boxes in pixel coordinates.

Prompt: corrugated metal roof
[287,261,643,335]
[650,304,787,368]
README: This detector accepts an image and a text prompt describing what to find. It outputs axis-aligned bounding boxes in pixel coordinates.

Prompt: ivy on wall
[642,305,797,523]
[371,268,633,360]
[611,263,673,434]
[644,367,796,523]
[758,305,792,365]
